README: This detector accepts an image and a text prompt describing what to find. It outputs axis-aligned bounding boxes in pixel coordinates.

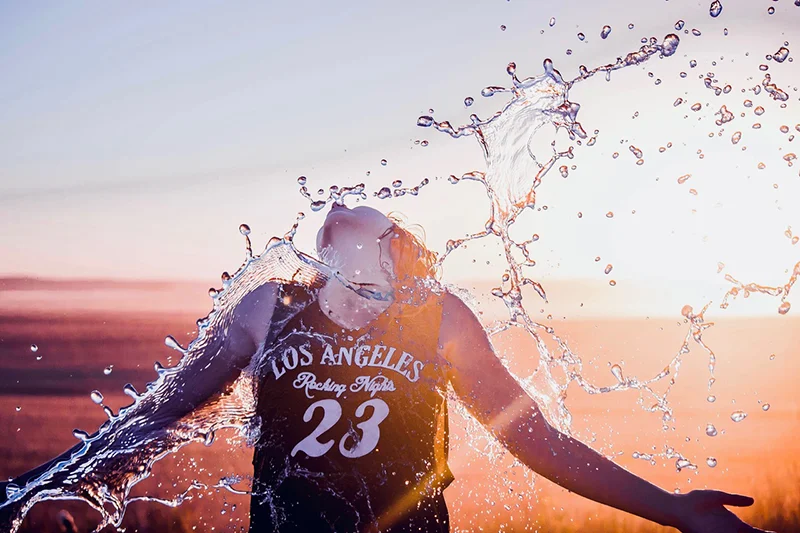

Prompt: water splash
[2,11,797,532]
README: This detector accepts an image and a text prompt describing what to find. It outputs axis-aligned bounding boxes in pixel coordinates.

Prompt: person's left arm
[438,291,768,533]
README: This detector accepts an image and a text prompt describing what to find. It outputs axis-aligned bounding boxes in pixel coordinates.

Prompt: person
[1,203,768,533]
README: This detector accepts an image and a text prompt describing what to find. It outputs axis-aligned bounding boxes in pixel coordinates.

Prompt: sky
[1,0,799,316]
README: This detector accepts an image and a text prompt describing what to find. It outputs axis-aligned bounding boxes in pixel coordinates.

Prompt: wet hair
[385,212,438,297]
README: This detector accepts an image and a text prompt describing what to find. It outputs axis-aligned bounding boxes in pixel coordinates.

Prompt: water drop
[549,17,556,27]
[610,364,624,382]
[707,395,716,403]
[601,25,612,39]
[208,287,219,298]
[123,383,140,399]
[500,24,506,31]
[73,429,90,441]
[709,0,723,17]
[661,34,681,57]
[164,335,185,352]
[691,103,702,111]
[778,301,791,314]
[706,457,718,467]
[90,391,104,404]
[705,424,718,436]
[675,20,685,30]
[762,403,771,411]
[296,176,307,186]
[577,32,585,41]
[464,97,474,107]
[30,344,38,353]
[238,224,251,236]
[606,211,614,218]
[628,23,634,30]
[730,410,747,422]
[380,159,388,166]
[604,264,613,275]
[15,406,21,412]
[731,131,742,144]
[417,115,433,127]
[691,28,701,37]
[773,47,790,63]
[768,6,775,15]
[609,280,617,286]
[103,365,114,376]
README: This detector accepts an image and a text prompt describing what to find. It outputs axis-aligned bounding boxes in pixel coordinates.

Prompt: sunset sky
[1,0,798,317]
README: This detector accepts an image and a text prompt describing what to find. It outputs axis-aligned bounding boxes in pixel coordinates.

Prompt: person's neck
[318,275,394,330]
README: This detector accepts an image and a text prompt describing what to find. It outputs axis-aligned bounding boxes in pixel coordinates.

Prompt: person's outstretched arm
[438,291,770,533]
[0,282,280,529]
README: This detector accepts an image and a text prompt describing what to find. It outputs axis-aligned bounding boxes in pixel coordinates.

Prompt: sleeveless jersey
[249,283,454,532]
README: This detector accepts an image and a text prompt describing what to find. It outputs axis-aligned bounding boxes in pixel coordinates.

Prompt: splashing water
[3,12,798,532]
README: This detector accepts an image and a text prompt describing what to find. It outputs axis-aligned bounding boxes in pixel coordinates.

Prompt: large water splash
[2,20,796,532]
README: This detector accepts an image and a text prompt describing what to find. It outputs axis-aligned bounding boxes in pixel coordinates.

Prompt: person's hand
[673,490,773,533]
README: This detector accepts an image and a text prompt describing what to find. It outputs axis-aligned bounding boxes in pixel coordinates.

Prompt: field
[1,278,798,532]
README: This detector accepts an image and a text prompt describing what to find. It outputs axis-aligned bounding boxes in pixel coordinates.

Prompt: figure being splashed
[0,32,774,533]
[0,202,769,532]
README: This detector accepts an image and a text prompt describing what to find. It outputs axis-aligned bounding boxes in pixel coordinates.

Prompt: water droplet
[73,429,90,441]
[706,457,718,467]
[691,28,701,37]
[464,97,474,107]
[689,59,698,68]
[30,344,38,353]
[707,395,716,403]
[675,20,685,30]
[103,365,114,376]
[380,159,388,166]
[577,32,585,41]
[754,106,765,116]
[731,131,742,144]
[705,424,718,436]
[628,23,634,30]
[691,102,702,111]
[208,287,219,298]
[123,383,140,399]
[767,6,775,15]
[762,403,771,411]
[296,176,307,186]
[601,25,612,39]
[549,17,556,27]
[238,224,251,236]
[730,410,748,422]
[661,34,680,57]
[773,47,790,63]
[90,390,104,404]
[604,264,613,275]
[709,0,723,17]
[606,211,614,218]
[15,406,21,412]
[609,280,617,286]
[500,24,506,31]
[778,301,791,314]
[417,115,434,127]
[611,364,624,382]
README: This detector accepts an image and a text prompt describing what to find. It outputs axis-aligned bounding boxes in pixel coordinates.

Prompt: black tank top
[249,283,454,532]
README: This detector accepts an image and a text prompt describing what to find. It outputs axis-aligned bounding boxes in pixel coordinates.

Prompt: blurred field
[1,278,798,532]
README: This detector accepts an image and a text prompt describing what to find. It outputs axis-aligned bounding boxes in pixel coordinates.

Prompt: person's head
[315,203,436,296]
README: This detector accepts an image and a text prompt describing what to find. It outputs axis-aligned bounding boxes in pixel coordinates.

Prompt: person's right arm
[3,282,279,493]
